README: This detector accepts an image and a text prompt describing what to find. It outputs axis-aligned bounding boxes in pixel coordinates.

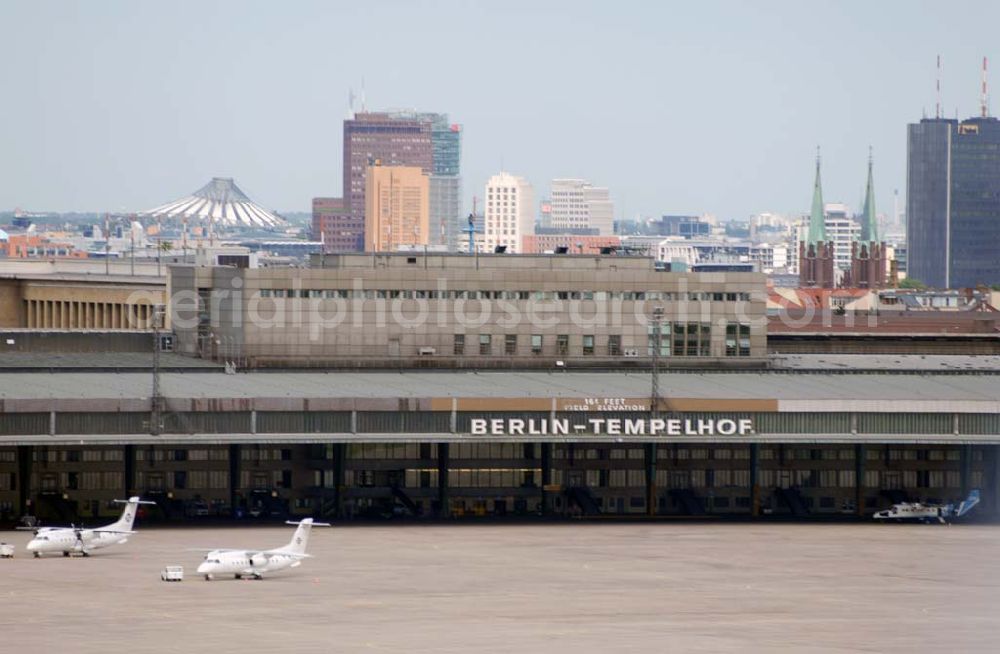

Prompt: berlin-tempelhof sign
[470,417,755,436]
[470,397,754,436]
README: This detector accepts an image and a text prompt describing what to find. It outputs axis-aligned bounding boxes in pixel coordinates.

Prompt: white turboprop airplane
[195,518,330,581]
[25,496,156,557]
[873,490,980,524]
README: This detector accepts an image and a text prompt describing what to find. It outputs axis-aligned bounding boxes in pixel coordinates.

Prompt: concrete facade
[0,263,165,330]
[168,253,766,367]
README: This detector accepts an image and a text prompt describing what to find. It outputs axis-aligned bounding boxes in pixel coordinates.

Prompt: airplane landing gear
[33,551,40,559]
[235,574,242,580]
[204,574,213,581]
[63,552,70,557]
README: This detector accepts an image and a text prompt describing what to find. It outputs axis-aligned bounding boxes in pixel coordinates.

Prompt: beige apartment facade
[170,253,766,368]
[364,164,430,252]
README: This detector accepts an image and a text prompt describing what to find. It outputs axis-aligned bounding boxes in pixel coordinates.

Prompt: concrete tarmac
[0,523,997,653]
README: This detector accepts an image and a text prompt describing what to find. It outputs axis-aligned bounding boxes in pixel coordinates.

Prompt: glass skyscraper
[907,116,1000,288]
[426,114,463,250]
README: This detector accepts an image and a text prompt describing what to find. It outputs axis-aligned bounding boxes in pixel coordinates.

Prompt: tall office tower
[343,112,433,248]
[907,116,1000,288]
[364,163,430,252]
[343,111,461,250]
[799,153,835,288]
[549,179,614,235]
[425,115,463,250]
[312,197,362,253]
[484,172,535,253]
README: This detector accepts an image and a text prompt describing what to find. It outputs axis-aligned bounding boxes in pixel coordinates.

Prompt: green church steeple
[807,148,826,244]
[860,148,880,243]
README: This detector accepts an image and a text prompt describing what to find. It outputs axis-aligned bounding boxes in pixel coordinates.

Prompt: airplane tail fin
[283,518,330,555]
[110,497,154,531]
[955,489,981,518]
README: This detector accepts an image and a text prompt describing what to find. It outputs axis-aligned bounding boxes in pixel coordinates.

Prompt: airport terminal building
[0,358,998,523]
[0,253,997,524]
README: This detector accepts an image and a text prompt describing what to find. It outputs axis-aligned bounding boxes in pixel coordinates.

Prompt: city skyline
[3,2,1000,221]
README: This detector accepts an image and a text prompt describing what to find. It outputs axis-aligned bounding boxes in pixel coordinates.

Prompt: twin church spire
[860,148,879,243]
[800,147,887,290]
[805,147,880,245]
[807,148,826,244]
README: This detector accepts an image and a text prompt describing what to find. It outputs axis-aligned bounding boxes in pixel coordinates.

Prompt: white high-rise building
[786,208,860,274]
[484,172,535,253]
[824,203,861,272]
[549,179,614,235]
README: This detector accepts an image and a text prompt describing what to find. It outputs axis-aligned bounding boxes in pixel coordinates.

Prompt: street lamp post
[150,306,163,436]
[647,306,664,516]
[650,306,664,420]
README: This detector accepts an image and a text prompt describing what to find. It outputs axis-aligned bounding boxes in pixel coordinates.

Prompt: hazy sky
[2,1,998,220]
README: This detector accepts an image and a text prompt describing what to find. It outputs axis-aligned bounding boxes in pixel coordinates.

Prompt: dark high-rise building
[312,197,361,253]
[907,116,1000,288]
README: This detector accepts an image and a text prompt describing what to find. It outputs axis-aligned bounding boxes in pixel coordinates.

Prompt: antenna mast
[936,55,942,119]
[982,56,989,118]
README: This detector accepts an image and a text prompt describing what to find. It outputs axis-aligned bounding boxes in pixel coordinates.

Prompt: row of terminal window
[131,470,288,491]
[451,323,751,357]
[10,468,979,495]
[14,446,978,466]
[257,289,753,302]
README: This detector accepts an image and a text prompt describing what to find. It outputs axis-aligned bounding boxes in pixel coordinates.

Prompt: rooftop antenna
[361,77,367,113]
[936,54,942,119]
[104,212,110,275]
[463,196,478,254]
[982,56,990,118]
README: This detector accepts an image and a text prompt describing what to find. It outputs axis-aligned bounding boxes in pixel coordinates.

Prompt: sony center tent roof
[141,177,285,228]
